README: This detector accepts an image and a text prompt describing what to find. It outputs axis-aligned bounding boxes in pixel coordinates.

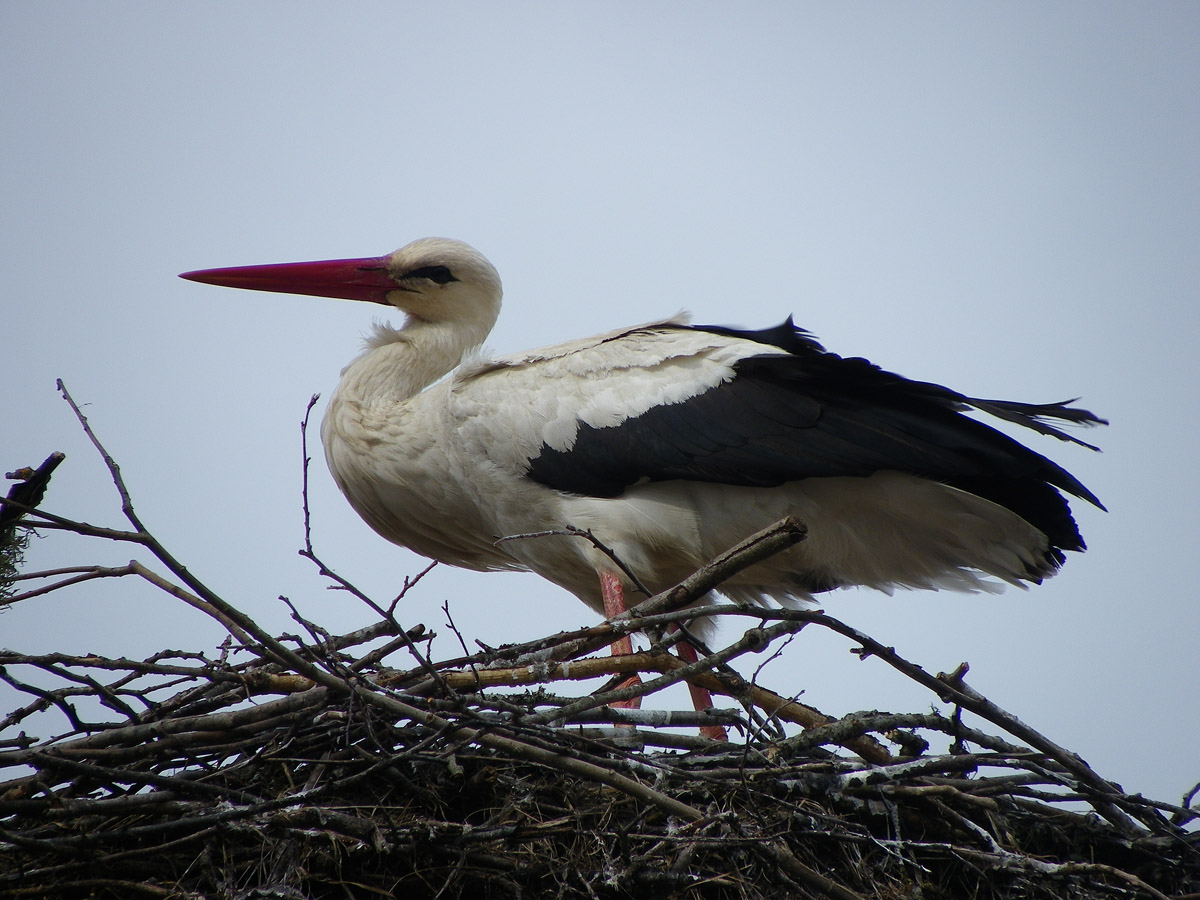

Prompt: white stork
[181,237,1105,738]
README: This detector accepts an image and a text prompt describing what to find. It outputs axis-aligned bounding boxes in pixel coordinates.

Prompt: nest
[1,386,1197,899]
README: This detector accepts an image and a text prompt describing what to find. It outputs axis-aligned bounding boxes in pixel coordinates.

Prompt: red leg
[599,571,642,711]
[599,572,727,741]
[676,639,728,742]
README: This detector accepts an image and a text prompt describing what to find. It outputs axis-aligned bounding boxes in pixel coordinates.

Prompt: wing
[519,319,1106,553]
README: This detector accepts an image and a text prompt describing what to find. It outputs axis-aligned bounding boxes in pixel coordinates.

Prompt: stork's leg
[599,571,643,712]
[599,571,727,741]
[675,639,729,742]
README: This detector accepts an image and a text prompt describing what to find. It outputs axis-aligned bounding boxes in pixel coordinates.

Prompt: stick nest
[1,389,1196,899]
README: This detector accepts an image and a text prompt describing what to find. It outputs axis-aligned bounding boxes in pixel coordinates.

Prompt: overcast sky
[3,4,1197,807]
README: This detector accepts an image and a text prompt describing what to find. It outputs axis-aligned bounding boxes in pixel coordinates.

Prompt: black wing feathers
[525,320,1105,552]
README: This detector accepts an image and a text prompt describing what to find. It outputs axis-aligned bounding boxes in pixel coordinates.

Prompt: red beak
[180,255,397,304]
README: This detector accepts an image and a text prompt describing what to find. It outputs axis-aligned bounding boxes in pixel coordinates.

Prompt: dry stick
[4,557,255,645]
[0,496,145,544]
[401,604,725,686]
[56,382,141,530]
[526,621,803,725]
[0,790,203,820]
[0,690,325,770]
[422,604,741,679]
[940,675,1150,834]
[532,621,782,732]
[621,619,886,753]
[25,751,267,805]
[29,661,141,723]
[398,519,808,695]
[0,651,229,682]
[548,708,743,729]
[680,671,894,764]
[453,643,890,763]
[494,527,655,599]
[387,559,439,615]
[3,563,140,606]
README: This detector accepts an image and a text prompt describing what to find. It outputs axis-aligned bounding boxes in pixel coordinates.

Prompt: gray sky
[3,4,1197,806]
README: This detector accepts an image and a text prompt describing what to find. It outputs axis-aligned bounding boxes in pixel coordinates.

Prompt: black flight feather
[525,319,1105,554]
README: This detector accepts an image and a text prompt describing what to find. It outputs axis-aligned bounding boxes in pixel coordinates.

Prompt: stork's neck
[335,316,488,407]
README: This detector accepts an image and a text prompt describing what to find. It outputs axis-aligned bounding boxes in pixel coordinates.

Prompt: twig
[57,381,141,531]
[296,393,447,689]
[495,525,654,598]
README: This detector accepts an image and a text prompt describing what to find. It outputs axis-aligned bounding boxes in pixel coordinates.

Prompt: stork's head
[382,238,502,327]
[181,237,503,336]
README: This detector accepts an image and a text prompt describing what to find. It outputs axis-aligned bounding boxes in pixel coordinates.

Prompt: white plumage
[182,237,1105,735]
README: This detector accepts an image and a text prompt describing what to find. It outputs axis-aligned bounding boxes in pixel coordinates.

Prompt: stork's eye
[406,265,457,284]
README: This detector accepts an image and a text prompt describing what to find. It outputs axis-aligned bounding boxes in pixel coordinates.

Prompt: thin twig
[296,393,447,690]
